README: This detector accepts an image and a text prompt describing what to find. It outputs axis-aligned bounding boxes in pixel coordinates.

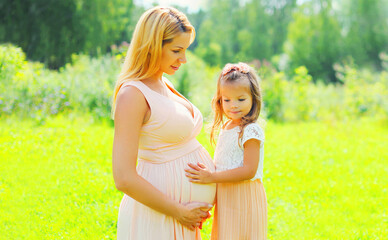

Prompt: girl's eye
[223,99,230,102]
[238,99,246,102]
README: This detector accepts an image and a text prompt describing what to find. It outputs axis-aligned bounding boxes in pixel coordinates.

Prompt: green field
[0,116,387,239]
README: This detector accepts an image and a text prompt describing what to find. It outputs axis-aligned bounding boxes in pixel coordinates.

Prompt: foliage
[1,0,387,82]
[260,71,287,121]
[0,0,133,68]
[193,0,297,67]
[261,60,388,122]
[166,51,219,120]
[285,1,343,83]
[0,44,26,85]
[190,0,387,83]
[0,44,67,123]
[340,0,388,69]
[1,43,387,123]
[334,61,388,118]
[1,117,387,239]
[0,44,120,122]
[58,54,120,120]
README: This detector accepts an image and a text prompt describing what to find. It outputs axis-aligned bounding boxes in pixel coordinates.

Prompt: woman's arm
[185,139,261,183]
[112,86,211,230]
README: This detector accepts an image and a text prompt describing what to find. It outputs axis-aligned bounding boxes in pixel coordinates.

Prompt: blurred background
[0,0,387,239]
[0,0,387,121]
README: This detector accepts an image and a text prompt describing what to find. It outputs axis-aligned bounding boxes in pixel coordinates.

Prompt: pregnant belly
[190,182,216,204]
[189,147,216,205]
[137,147,216,205]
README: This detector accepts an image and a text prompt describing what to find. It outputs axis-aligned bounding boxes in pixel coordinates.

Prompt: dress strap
[119,81,160,122]
[120,80,156,103]
[162,76,175,90]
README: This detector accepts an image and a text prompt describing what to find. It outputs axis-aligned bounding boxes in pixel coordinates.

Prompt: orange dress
[116,79,216,240]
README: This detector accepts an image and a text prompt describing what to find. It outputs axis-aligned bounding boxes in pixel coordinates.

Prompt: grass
[263,119,387,239]
[0,116,387,239]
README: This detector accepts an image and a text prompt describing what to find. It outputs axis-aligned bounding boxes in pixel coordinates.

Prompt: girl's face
[220,79,253,123]
[160,32,191,75]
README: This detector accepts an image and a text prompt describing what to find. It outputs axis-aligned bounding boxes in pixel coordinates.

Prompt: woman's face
[160,32,192,75]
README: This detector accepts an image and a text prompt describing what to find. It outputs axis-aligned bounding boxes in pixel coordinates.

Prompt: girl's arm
[185,139,261,183]
[113,86,211,230]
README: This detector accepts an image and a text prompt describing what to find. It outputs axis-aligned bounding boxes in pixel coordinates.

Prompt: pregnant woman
[112,6,216,240]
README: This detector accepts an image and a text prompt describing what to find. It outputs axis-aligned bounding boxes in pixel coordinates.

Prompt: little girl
[185,62,267,240]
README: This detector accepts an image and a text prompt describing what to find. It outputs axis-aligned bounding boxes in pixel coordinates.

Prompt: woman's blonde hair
[112,6,195,115]
[210,63,262,145]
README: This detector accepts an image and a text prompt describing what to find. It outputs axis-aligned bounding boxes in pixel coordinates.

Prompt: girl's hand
[176,202,213,231]
[185,163,213,184]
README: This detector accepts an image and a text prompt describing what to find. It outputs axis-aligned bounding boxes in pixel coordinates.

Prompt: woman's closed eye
[172,50,180,53]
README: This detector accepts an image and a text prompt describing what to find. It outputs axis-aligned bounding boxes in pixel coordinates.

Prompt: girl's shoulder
[244,122,264,131]
[221,119,236,130]
[241,122,265,145]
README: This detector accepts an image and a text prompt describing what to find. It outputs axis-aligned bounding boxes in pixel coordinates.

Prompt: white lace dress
[214,123,265,181]
[211,123,267,240]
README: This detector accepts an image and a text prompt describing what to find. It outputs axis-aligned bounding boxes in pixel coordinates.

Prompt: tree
[286,1,343,82]
[262,0,297,55]
[193,0,297,66]
[240,0,273,61]
[340,0,388,69]
[186,9,207,50]
[0,0,133,68]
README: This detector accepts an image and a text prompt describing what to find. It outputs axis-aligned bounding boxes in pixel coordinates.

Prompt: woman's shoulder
[114,86,148,122]
[119,79,153,98]
[116,80,149,106]
[116,84,145,105]
[120,79,145,89]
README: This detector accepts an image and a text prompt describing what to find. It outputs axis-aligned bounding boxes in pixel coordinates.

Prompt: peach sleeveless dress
[116,78,216,240]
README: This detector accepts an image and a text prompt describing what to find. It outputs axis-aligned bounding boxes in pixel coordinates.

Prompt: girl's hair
[210,62,262,145]
[111,6,195,116]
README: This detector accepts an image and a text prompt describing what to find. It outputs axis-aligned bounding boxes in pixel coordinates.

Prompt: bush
[0,44,121,122]
[166,51,219,121]
[1,43,386,123]
[260,61,387,122]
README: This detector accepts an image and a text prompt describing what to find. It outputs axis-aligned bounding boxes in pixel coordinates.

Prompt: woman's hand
[185,163,213,184]
[175,202,213,231]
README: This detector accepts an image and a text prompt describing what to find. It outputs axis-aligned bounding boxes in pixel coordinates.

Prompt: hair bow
[221,62,250,76]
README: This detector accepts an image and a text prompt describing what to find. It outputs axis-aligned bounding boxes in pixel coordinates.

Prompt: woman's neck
[141,72,168,95]
[143,71,164,84]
